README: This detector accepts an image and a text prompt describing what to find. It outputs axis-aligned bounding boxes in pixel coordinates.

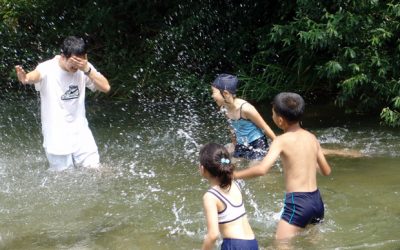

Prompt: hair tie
[220,158,230,164]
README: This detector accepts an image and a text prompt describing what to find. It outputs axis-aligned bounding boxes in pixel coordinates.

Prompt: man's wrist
[84,67,92,75]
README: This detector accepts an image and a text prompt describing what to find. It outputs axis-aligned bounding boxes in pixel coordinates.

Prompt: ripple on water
[1,96,399,249]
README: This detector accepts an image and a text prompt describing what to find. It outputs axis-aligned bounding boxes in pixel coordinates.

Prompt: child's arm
[234,138,282,179]
[322,148,362,158]
[243,104,276,140]
[317,143,332,176]
[228,126,237,145]
[201,193,220,250]
[15,66,41,84]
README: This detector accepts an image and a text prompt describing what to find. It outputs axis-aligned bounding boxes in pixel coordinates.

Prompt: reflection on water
[0,96,399,249]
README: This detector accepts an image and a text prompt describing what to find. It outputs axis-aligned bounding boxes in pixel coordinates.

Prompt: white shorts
[46,149,100,171]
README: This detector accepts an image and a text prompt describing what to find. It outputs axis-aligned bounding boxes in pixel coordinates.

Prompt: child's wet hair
[199,143,234,189]
[272,92,305,123]
[60,36,87,58]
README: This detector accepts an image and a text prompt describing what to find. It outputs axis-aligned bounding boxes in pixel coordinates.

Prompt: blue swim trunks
[221,238,259,250]
[233,136,268,160]
[281,189,325,228]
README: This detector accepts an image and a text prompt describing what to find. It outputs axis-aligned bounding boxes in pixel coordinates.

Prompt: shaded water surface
[0,96,399,250]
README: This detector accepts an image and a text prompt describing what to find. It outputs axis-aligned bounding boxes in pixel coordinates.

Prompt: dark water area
[0,95,399,249]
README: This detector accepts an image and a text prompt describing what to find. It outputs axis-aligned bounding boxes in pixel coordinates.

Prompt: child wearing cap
[211,74,276,161]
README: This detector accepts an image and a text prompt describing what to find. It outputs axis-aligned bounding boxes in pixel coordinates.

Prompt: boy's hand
[70,55,90,73]
[15,65,28,84]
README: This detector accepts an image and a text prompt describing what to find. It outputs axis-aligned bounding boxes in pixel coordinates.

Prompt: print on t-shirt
[61,85,79,100]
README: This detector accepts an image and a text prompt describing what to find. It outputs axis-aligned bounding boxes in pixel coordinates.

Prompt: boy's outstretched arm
[15,66,41,84]
[317,143,332,176]
[234,139,281,179]
[322,147,362,158]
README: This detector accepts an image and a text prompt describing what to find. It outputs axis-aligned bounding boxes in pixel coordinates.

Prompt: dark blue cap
[212,74,238,94]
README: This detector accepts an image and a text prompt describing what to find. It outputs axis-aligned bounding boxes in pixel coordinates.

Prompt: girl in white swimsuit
[199,143,259,250]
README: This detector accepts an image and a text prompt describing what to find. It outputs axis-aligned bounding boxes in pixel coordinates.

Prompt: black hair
[212,73,238,95]
[272,92,305,123]
[60,36,86,58]
[199,143,234,189]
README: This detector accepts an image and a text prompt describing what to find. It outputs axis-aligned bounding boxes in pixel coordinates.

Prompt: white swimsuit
[207,181,246,224]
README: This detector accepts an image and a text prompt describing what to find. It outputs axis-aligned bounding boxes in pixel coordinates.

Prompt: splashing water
[0,93,399,249]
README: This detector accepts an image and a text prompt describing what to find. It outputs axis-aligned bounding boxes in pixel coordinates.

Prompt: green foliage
[137,0,294,93]
[240,0,400,126]
[381,101,400,127]
[1,0,399,126]
[0,0,174,97]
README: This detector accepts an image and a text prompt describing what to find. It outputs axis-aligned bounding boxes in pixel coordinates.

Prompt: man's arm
[15,66,41,84]
[85,69,110,93]
[70,55,111,93]
[234,138,282,179]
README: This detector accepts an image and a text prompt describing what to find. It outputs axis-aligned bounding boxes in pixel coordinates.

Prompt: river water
[0,95,399,250]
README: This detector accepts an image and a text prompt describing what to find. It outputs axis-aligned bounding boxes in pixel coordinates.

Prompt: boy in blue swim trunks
[233,92,332,240]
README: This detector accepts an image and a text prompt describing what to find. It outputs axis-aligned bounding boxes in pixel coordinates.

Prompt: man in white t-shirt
[15,36,110,171]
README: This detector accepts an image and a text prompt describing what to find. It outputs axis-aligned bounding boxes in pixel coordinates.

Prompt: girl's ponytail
[200,143,234,189]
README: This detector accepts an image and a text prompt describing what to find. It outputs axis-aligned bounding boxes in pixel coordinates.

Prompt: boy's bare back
[274,127,330,193]
[233,92,331,192]
[233,92,332,240]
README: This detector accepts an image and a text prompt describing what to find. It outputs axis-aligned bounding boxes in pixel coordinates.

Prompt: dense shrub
[1,0,399,126]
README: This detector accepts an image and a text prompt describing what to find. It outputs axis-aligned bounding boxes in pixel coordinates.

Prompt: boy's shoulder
[37,56,58,70]
[278,128,317,143]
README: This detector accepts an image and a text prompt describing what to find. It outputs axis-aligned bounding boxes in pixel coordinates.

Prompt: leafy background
[1,0,399,126]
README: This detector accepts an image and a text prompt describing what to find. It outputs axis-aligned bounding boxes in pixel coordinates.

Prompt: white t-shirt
[35,55,98,155]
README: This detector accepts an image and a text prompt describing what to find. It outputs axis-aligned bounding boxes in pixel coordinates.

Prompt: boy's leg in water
[72,140,100,169]
[46,152,74,171]
[275,219,302,240]
[73,150,100,169]
[72,130,100,169]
